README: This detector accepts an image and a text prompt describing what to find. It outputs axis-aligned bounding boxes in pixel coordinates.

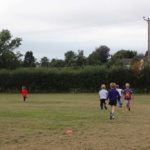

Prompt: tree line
[0,66,150,93]
[0,29,150,93]
[0,29,147,69]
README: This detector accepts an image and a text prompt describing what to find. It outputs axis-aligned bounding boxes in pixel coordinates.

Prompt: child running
[21,86,28,102]
[108,82,120,120]
[116,84,123,108]
[123,83,132,111]
[98,84,108,110]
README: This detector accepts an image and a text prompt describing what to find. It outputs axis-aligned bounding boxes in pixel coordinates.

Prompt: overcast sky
[0,0,149,60]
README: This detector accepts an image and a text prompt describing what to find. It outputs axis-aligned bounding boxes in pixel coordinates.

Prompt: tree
[0,51,21,69]
[109,50,138,67]
[76,50,86,66]
[88,45,110,65]
[130,57,141,72]
[96,45,110,63]
[23,51,36,67]
[0,29,22,69]
[64,50,77,67]
[87,52,101,65]
[112,50,137,59]
[49,59,65,67]
[40,57,49,67]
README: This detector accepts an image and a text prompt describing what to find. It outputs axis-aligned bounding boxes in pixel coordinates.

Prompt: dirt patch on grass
[1,117,150,150]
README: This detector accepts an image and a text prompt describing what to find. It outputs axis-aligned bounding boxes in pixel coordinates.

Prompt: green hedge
[0,66,150,93]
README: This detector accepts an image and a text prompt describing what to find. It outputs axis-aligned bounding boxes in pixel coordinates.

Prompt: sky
[0,0,150,60]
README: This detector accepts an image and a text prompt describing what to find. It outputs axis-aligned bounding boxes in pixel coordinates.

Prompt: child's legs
[100,99,106,109]
[23,96,26,102]
[100,99,103,109]
[104,100,107,109]
[128,100,131,109]
[102,99,106,108]
[125,100,130,110]
[111,100,117,113]
[109,105,116,119]
[112,105,116,113]
[109,100,117,119]
[125,100,128,106]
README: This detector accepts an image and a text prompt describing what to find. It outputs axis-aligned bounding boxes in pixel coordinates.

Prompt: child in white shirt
[99,84,108,110]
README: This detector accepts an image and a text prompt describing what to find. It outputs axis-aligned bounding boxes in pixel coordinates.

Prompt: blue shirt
[108,89,120,101]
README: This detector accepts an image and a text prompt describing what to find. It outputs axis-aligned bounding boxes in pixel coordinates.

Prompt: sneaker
[112,115,115,120]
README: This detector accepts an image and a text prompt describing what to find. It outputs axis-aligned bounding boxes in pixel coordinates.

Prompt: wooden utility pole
[143,16,150,62]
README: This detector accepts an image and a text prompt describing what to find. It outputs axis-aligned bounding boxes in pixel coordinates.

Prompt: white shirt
[116,88,122,96]
[99,89,108,99]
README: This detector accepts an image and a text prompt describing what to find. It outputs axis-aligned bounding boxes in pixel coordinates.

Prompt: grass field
[0,93,150,150]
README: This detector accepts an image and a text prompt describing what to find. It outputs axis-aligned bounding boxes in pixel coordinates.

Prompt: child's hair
[101,84,106,89]
[110,82,116,89]
[125,83,130,88]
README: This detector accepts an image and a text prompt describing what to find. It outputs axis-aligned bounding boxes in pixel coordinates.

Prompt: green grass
[0,93,150,150]
[0,94,101,131]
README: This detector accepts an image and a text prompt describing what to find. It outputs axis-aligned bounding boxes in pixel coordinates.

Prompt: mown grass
[0,93,150,150]
[0,94,101,132]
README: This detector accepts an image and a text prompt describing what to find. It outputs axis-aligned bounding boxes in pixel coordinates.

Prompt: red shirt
[21,89,28,97]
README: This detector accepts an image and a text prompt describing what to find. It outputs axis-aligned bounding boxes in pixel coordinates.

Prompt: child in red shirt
[21,86,28,102]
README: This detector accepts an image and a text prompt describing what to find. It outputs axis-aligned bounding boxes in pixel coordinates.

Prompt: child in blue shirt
[108,82,120,120]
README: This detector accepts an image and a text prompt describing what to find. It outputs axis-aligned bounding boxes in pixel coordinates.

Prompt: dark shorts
[109,100,117,106]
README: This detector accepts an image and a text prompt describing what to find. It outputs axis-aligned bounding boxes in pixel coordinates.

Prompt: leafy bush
[0,66,149,93]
